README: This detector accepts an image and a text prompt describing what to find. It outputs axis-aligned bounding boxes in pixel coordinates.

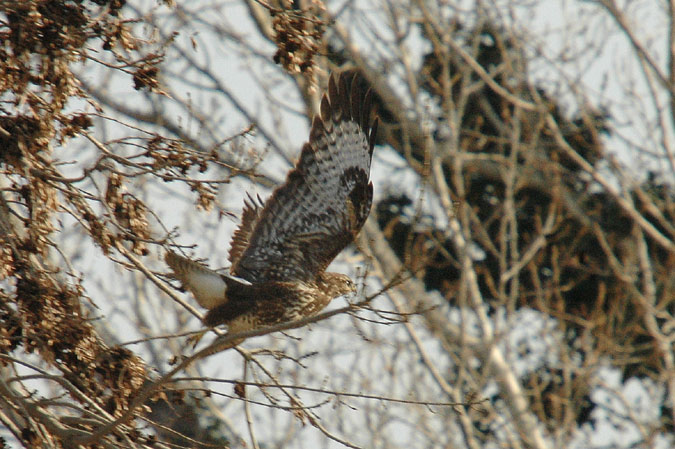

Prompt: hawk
[166,71,378,334]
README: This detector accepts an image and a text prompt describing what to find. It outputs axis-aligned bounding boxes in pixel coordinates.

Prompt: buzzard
[166,71,378,334]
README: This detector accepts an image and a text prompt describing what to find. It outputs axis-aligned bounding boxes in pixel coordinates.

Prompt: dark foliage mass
[374,21,674,432]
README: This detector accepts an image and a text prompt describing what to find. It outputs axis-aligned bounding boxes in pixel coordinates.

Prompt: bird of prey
[166,70,378,334]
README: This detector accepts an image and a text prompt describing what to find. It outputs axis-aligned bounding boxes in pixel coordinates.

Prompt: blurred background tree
[1,0,673,448]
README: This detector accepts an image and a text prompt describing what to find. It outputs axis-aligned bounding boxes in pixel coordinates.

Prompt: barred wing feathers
[229,71,378,283]
[227,193,264,267]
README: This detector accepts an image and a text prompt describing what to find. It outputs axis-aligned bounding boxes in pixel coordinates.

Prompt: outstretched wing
[229,71,378,283]
[227,193,265,266]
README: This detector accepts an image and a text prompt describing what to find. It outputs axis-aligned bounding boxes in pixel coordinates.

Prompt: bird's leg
[187,328,209,349]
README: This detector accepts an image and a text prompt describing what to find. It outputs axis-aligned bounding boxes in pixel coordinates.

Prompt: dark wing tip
[339,71,351,121]
[310,70,378,158]
[369,117,379,156]
[328,73,340,120]
[309,113,326,143]
[330,70,378,156]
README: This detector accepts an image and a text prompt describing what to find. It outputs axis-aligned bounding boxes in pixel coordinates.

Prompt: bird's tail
[164,251,228,309]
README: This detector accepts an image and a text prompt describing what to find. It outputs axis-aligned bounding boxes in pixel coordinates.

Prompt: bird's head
[319,272,357,299]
